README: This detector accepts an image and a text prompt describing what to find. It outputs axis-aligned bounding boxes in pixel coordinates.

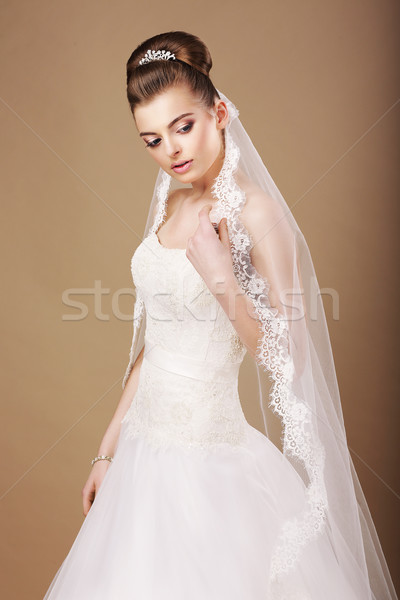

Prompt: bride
[42,30,397,600]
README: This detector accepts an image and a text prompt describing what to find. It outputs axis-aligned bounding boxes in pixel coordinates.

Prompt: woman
[43,31,397,600]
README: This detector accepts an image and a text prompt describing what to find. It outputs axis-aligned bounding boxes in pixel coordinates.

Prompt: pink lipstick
[172,160,193,173]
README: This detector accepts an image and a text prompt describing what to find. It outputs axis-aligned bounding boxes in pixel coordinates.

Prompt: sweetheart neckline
[151,231,187,252]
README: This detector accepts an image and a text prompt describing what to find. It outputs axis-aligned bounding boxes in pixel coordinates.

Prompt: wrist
[208,270,240,297]
[91,454,114,467]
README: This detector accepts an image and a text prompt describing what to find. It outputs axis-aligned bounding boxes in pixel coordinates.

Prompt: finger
[197,204,213,225]
[198,203,212,215]
[82,495,90,516]
[83,486,95,513]
[218,218,230,249]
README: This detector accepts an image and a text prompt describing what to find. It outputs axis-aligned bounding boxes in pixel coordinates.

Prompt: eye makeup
[144,120,194,148]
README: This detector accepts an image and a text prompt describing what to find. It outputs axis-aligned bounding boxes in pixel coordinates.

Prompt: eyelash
[145,122,194,148]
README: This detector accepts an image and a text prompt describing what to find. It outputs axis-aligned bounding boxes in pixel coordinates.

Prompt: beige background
[0,1,399,597]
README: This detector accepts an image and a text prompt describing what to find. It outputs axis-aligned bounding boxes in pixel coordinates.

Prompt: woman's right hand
[81,460,111,517]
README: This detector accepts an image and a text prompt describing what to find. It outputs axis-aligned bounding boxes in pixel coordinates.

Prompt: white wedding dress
[43,230,360,600]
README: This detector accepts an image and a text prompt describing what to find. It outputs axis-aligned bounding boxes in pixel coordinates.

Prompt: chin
[170,172,191,183]
[183,166,213,184]
[171,169,198,183]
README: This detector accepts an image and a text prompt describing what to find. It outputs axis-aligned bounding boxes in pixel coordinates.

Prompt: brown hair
[126,31,220,115]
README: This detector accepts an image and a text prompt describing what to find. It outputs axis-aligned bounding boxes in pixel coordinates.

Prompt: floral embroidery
[121,112,328,583]
[121,231,249,457]
[209,127,328,581]
[121,359,248,459]
[228,331,245,362]
[122,290,145,390]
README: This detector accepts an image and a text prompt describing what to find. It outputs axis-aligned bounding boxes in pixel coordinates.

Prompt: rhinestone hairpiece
[138,49,176,65]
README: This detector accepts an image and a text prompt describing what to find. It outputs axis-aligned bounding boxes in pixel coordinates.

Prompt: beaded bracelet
[91,455,114,466]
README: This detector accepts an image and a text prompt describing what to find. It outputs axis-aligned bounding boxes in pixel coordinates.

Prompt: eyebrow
[139,113,195,137]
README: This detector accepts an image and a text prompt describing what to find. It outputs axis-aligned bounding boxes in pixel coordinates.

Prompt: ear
[213,99,229,130]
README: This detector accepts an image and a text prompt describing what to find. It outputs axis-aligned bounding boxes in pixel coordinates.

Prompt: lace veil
[121,91,397,599]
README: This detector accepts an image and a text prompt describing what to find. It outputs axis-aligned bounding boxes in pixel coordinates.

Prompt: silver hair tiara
[138,49,176,65]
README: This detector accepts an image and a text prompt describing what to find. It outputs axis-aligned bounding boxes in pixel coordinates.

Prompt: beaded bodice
[135,232,246,366]
[120,231,249,455]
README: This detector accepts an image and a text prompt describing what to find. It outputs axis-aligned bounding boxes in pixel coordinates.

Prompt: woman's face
[133,84,228,184]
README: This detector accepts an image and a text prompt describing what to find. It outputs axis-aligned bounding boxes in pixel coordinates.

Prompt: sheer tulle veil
[122,90,397,599]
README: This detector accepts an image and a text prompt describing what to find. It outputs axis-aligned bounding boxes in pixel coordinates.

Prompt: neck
[187,138,226,202]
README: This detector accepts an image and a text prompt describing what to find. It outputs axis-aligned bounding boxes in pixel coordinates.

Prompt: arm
[208,269,260,358]
[186,197,300,362]
[81,346,144,516]
[186,205,261,358]
[96,345,144,457]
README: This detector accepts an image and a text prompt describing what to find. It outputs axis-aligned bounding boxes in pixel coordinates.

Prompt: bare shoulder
[240,184,291,246]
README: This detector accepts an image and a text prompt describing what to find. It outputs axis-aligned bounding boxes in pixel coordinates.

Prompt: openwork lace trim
[210,125,328,581]
[122,104,329,581]
[122,171,172,390]
[122,288,145,389]
[149,170,171,235]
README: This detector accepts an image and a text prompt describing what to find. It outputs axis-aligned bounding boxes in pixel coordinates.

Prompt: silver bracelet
[91,454,114,466]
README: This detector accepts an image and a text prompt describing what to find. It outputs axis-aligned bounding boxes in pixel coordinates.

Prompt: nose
[164,137,181,158]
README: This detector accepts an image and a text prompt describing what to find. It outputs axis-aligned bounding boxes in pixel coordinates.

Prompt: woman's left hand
[186,204,235,294]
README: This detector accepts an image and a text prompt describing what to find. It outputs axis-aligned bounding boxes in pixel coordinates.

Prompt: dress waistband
[143,343,241,383]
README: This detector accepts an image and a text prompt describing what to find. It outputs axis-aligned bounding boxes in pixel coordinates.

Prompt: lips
[171,159,193,173]
[172,159,190,168]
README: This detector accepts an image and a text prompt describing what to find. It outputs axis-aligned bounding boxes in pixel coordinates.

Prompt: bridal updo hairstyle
[126,31,220,114]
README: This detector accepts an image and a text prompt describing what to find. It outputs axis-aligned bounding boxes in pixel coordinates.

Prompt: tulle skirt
[43,419,359,599]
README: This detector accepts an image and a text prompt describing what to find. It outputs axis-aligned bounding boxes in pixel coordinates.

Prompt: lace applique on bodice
[121,232,249,456]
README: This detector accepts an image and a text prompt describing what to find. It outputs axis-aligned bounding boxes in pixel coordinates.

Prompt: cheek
[150,151,168,168]
[193,124,220,161]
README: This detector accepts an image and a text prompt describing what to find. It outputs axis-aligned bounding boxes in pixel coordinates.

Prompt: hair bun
[135,31,212,77]
[127,31,218,113]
